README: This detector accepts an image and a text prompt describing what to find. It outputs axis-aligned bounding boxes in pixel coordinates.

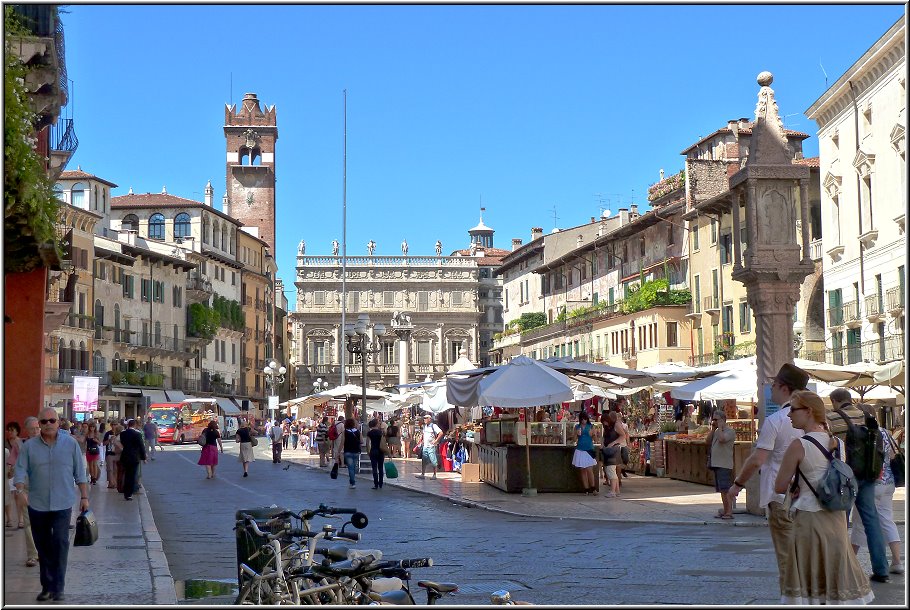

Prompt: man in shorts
[417,414,443,479]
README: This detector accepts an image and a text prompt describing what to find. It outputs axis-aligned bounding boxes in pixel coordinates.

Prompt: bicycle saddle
[417,581,459,593]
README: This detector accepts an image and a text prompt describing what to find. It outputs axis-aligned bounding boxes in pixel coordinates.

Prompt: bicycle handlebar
[333,531,361,542]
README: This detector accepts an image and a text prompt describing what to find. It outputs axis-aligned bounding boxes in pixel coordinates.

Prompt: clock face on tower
[246,191,254,207]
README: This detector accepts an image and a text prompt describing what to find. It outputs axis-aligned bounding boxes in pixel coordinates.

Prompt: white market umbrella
[420,381,458,415]
[671,369,758,402]
[477,356,574,495]
[297,384,392,409]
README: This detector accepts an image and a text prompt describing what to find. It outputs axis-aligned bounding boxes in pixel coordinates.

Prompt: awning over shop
[110,386,142,395]
[165,389,188,402]
[215,397,241,414]
[141,389,169,405]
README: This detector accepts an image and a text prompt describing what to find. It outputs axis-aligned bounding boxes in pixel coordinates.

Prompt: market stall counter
[663,419,755,486]
[476,418,602,493]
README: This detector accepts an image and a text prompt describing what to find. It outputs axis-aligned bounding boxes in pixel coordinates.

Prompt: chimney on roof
[204,180,214,206]
[511,238,523,251]
[577,234,584,247]
[531,227,543,241]
[222,192,230,217]
[739,117,750,129]
[618,208,629,226]
[128,186,133,195]
[161,186,167,194]
[659,168,664,181]
[630,204,639,218]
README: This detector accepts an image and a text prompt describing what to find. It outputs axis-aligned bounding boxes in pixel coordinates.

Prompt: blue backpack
[797,435,857,512]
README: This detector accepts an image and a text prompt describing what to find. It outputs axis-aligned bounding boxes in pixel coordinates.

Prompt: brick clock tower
[224,92,278,252]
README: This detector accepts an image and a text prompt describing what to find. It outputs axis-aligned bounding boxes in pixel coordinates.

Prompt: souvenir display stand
[663,419,755,485]
[476,418,603,493]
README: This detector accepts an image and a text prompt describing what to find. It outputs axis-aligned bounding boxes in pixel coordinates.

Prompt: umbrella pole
[522,409,536,496]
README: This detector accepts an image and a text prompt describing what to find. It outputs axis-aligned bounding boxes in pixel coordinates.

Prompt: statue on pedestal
[297,240,305,256]
[332,240,339,256]
[367,240,376,255]
[435,240,442,256]
[401,239,409,256]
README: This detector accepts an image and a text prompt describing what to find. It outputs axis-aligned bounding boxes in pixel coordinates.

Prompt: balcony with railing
[809,238,823,262]
[886,286,905,312]
[800,334,904,366]
[842,301,861,327]
[865,294,885,321]
[703,295,720,314]
[62,313,94,333]
[45,368,90,384]
[186,275,214,304]
[48,116,77,176]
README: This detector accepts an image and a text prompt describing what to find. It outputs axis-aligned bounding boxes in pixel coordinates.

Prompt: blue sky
[60,3,905,308]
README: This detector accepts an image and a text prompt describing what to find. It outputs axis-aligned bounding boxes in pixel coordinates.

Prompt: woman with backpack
[774,390,873,604]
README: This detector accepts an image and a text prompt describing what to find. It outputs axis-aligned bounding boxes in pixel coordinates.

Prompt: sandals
[720,514,734,520]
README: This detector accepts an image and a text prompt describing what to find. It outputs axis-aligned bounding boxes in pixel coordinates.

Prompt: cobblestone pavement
[137,441,905,606]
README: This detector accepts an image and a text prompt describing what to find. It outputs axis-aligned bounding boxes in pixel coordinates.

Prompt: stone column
[393,327,412,386]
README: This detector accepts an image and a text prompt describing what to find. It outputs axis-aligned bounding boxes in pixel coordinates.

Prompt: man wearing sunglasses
[13,407,89,602]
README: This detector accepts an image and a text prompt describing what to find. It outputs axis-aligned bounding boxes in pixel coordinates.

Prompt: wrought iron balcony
[886,287,904,312]
[703,296,720,313]
[842,301,861,327]
[865,294,885,320]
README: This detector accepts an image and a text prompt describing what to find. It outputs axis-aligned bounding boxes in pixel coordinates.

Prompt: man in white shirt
[727,362,808,594]
[417,414,443,480]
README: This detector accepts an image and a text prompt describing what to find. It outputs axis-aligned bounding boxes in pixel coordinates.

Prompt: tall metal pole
[340,89,347,385]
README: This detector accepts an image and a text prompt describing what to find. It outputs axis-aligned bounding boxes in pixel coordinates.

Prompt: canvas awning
[141,389,169,404]
[165,389,188,402]
[110,386,142,395]
[215,397,241,414]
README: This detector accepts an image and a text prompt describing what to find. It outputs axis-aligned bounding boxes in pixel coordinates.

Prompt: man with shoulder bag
[829,388,899,580]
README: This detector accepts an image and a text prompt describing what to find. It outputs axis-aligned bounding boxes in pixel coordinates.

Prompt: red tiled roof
[681,121,811,154]
[793,156,820,167]
[450,247,510,265]
[58,170,118,188]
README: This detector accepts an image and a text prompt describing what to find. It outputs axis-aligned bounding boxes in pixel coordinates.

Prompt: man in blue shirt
[14,407,89,602]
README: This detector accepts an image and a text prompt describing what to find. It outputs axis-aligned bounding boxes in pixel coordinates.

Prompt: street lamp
[263,360,287,416]
[344,314,386,469]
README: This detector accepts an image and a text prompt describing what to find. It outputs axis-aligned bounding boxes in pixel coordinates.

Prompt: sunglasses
[39,418,57,425]
[789,407,808,413]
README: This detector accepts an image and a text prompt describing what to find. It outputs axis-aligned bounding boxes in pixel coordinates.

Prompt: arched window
[79,341,88,371]
[53,184,65,202]
[122,214,139,232]
[230,229,236,254]
[71,182,86,208]
[102,189,107,213]
[68,340,77,371]
[94,299,104,339]
[240,148,250,165]
[154,321,162,346]
[251,148,261,166]
[174,213,191,238]
[93,350,104,373]
[149,213,165,240]
[58,340,66,371]
[113,352,121,373]
[114,304,121,341]
[94,185,100,211]
[221,225,227,250]
[202,216,210,244]
[212,220,219,249]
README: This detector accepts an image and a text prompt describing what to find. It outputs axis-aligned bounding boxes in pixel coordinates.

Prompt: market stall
[477,417,603,493]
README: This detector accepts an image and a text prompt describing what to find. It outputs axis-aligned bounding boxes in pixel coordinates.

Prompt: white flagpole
[340,89,348,386]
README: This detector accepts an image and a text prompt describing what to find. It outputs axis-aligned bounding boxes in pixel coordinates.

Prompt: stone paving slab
[274,445,905,527]
[1,475,176,606]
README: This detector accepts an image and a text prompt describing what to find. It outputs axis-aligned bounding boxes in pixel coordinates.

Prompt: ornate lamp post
[313,377,329,394]
[345,314,385,472]
[344,313,386,436]
[263,360,287,417]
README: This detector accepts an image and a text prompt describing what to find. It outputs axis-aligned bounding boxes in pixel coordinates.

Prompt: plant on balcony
[110,370,124,384]
[211,295,244,331]
[4,8,62,274]
[647,169,686,202]
[187,302,220,340]
[125,371,141,385]
[142,373,163,387]
[620,278,691,314]
[514,312,546,331]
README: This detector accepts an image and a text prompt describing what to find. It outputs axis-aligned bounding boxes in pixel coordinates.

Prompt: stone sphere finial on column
[757,71,773,87]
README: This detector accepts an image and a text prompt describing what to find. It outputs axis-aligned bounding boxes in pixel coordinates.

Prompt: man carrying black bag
[13,407,89,602]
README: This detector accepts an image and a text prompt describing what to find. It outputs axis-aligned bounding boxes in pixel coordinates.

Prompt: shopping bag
[384,461,399,479]
[330,462,339,479]
[74,509,98,546]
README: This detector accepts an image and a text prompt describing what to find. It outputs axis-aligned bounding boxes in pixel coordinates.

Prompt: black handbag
[621,446,631,465]
[74,509,98,546]
[887,434,905,488]
[330,462,339,479]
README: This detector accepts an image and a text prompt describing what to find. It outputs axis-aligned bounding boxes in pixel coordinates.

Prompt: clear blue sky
[60,3,905,308]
